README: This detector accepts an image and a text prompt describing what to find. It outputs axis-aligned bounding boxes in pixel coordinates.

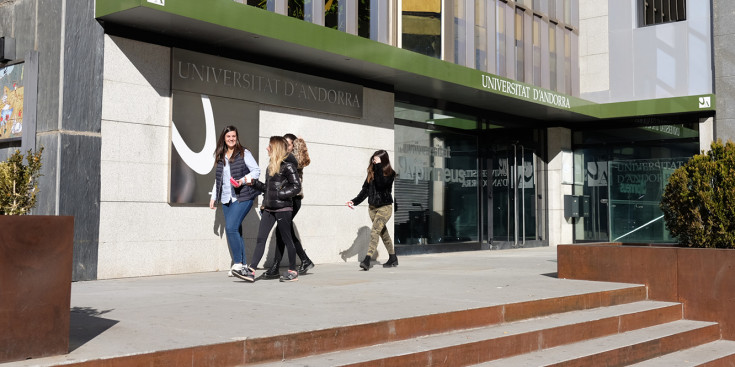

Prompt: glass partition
[609,158,687,243]
[394,122,478,246]
[572,123,700,243]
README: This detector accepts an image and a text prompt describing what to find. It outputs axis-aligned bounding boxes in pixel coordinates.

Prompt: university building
[0,0,727,280]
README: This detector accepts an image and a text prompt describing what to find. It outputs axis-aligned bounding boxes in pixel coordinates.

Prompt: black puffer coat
[351,163,395,207]
[252,160,301,210]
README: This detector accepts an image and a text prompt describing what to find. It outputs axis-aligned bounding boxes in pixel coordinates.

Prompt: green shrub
[660,140,735,248]
[0,148,43,215]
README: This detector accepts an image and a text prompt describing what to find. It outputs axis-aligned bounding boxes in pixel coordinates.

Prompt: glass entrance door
[485,143,539,248]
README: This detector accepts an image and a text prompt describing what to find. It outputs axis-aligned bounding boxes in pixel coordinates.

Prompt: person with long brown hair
[346,150,398,270]
[209,125,260,281]
[246,136,302,282]
[264,133,315,279]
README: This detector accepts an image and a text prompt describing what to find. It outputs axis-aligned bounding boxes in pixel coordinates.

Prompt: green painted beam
[573,94,716,119]
[95,0,145,18]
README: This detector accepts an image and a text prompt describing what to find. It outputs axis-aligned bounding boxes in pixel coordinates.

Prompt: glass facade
[572,124,700,243]
[394,103,548,249]
[241,0,579,93]
[393,113,479,246]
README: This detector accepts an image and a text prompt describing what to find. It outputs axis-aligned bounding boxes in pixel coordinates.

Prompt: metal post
[521,145,526,246]
[513,144,518,247]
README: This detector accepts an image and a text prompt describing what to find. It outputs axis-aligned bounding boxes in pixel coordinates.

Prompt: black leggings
[250,210,296,271]
[275,197,307,261]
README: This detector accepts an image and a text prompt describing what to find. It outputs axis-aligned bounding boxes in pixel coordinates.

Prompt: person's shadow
[213,207,225,238]
[339,226,371,262]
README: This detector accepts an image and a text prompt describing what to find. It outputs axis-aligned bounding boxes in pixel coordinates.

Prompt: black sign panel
[172,48,363,118]
[170,91,259,204]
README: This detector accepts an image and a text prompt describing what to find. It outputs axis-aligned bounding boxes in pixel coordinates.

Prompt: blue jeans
[221,199,254,265]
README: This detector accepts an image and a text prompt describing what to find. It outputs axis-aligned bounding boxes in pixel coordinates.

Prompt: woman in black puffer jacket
[245,136,302,282]
[346,150,398,271]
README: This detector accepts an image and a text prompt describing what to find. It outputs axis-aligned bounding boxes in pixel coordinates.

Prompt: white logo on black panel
[171,94,216,175]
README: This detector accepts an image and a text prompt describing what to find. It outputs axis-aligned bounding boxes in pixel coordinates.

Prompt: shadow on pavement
[69,307,118,353]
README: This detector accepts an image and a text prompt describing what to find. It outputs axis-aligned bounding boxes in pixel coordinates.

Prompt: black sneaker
[298,259,314,275]
[264,262,280,279]
[280,270,299,282]
[232,266,254,282]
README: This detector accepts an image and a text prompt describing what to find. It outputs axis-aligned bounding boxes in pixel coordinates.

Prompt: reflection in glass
[325,0,339,29]
[475,0,487,71]
[402,0,442,58]
[572,125,700,243]
[247,0,267,9]
[490,145,537,244]
[394,124,478,246]
[609,158,688,243]
[532,16,541,86]
[289,0,305,19]
[357,0,370,38]
[454,0,467,65]
[496,2,506,76]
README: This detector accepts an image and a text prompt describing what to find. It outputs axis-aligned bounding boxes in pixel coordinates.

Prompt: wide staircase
[244,286,735,367]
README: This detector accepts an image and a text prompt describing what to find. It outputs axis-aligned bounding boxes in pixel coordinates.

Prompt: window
[532,15,541,86]
[454,0,468,65]
[475,0,487,71]
[496,2,506,76]
[641,0,686,26]
[549,23,557,91]
[247,0,266,8]
[288,0,305,20]
[515,7,524,82]
[358,0,370,38]
[564,28,571,95]
[401,0,442,58]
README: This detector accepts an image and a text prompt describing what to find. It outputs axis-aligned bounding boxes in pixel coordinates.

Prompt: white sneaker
[229,263,243,277]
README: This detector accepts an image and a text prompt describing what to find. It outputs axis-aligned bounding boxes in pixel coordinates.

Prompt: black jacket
[214,150,258,202]
[285,153,304,199]
[252,160,301,210]
[351,163,395,207]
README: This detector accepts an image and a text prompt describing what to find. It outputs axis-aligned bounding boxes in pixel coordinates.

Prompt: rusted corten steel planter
[0,215,74,363]
[558,243,735,340]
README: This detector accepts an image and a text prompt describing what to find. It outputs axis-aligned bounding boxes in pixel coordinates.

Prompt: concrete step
[248,300,683,366]
[243,286,647,365]
[627,340,735,367]
[475,320,720,367]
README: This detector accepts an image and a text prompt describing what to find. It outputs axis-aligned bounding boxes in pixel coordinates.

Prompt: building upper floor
[96,0,713,124]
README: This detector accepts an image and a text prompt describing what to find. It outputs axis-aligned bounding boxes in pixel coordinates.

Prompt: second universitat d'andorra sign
[480,74,571,109]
